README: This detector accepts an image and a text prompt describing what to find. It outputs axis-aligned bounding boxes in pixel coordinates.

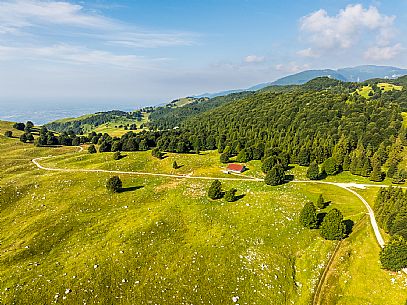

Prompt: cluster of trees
[374,187,407,271]
[13,121,35,143]
[299,196,348,240]
[45,110,143,134]
[207,180,238,202]
[33,127,86,147]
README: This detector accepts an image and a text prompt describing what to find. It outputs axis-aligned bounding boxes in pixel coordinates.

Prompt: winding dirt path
[32,147,386,248]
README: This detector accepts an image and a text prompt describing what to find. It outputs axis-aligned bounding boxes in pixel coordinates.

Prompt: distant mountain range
[195,65,407,98]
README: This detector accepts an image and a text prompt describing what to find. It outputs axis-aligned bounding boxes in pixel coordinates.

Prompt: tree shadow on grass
[317,212,327,228]
[343,219,354,236]
[235,194,246,201]
[119,186,144,193]
[174,164,184,169]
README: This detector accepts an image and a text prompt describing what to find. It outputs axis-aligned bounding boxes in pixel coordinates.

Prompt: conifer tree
[88,144,97,154]
[264,164,285,186]
[316,194,325,209]
[342,155,351,171]
[380,236,407,271]
[320,208,346,240]
[299,202,318,229]
[307,161,319,180]
[208,180,222,199]
[370,162,382,182]
[106,176,122,193]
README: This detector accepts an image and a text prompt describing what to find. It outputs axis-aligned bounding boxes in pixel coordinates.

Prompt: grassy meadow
[1,120,406,304]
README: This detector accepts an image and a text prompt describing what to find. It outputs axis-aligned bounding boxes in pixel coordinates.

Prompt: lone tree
[316,194,325,209]
[88,144,97,154]
[380,236,407,271]
[106,176,122,193]
[26,121,34,130]
[113,151,122,160]
[299,202,318,229]
[264,164,285,186]
[152,148,164,159]
[220,152,229,164]
[224,188,237,202]
[320,208,346,240]
[19,133,27,143]
[208,180,222,200]
[173,161,178,169]
[4,131,12,137]
[307,161,320,180]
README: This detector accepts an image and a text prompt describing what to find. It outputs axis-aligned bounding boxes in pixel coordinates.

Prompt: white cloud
[275,62,310,73]
[364,43,403,60]
[0,44,165,69]
[244,55,266,63]
[0,0,112,30]
[300,4,395,49]
[296,48,319,58]
[0,0,195,48]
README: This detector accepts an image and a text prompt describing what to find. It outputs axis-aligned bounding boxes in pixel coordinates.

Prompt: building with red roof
[225,163,246,174]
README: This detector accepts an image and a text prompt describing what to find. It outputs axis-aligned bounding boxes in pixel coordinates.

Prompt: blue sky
[0,0,407,109]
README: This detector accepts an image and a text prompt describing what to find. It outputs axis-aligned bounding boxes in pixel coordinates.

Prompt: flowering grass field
[0,120,406,304]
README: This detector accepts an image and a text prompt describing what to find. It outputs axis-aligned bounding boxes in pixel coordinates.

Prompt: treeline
[45,110,143,134]
[177,86,402,170]
[374,187,407,239]
[374,187,407,271]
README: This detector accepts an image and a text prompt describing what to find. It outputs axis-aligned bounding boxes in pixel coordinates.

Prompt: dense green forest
[374,187,407,271]
[375,187,407,239]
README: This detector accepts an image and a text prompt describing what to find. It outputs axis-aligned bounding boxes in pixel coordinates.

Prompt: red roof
[226,164,245,172]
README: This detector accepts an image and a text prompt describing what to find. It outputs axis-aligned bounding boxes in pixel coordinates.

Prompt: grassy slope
[0,121,366,305]
[1,120,406,304]
[92,113,150,137]
[319,189,407,305]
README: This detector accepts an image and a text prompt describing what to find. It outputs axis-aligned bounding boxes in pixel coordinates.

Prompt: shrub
[4,131,12,137]
[316,194,325,209]
[113,151,122,160]
[173,161,178,169]
[224,188,237,202]
[106,176,122,193]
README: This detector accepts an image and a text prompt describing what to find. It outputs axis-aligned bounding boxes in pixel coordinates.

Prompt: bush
[113,151,122,160]
[152,148,164,159]
[320,208,346,240]
[224,188,237,202]
[208,180,222,200]
[380,236,407,271]
[88,144,97,154]
[106,176,122,193]
[299,202,318,228]
[173,161,178,169]
[4,131,12,137]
